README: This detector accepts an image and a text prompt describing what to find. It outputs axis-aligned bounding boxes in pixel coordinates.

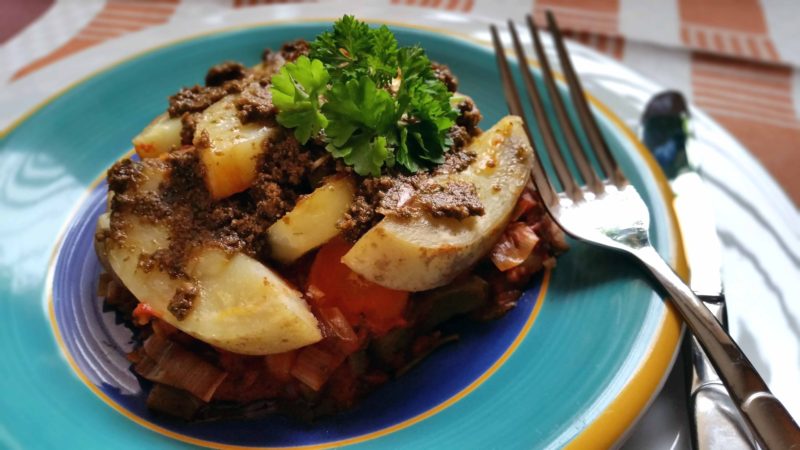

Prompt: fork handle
[635,245,800,450]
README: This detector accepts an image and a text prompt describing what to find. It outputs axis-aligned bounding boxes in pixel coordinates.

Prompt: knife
[641,91,757,450]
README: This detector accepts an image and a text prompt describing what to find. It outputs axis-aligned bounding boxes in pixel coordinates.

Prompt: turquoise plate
[0,22,683,449]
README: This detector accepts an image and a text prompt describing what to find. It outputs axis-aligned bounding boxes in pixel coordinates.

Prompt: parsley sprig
[270,16,457,176]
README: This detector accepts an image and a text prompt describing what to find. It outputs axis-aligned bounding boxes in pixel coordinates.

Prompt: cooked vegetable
[309,238,408,336]
[102,180,323,354]
[131,92,276,199]
[195,95,276,199]
[490,222,540,272]
[369,328,413,367]
[132,114,182,158]
[146,384,206,420]
[270,16,456,176]
[265,351,297,382]
[318,306,358,344]
[414,275,489,332]
[266,176,355,264]
[135,334,227,402]
[342,116,533,291]
[290,346,342,391]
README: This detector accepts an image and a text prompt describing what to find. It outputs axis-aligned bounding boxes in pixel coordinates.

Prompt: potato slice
[105,215,322,355]
[195,95,276,199]
[342,116,533,291]
[101,159,321,355]
[132,114,182,158]
[267,176,356,264]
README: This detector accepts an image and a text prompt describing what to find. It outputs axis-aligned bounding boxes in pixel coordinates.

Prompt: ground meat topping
[436,149,476,175]
[168,284,198,320]
[337,176,396,242]
[205,61,248,87]
[168,85,228,117]
[444,96,482,157]
[235,81,276,124]
[414,181,484,219]
[338,165,483,240]
[251,180,295,224]
[257,49,285,78]
[137,247,189,279]
[261,48,276,63]
[432,63,458,93]
[194,129,211,150]
[107,158,142,194]
[127,191,171,222]
[381,179,485,220]
[162,148,206,203]
[279,39,310,62]
[180,113,197,145]
[259,135,316,185]
[456,96,482,132]
[107,159,173,234]
[377,180,417,215]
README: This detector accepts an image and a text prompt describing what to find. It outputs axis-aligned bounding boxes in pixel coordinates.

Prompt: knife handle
[636,246,800,450]
[689,299,759,449]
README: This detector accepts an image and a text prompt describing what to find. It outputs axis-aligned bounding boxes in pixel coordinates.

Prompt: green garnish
[270,56,329,144]
[270,15,457,176]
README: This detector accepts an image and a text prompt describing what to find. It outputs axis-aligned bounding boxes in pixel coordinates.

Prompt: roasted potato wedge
[342,116,533,291]
[100,159,321,355]
[132,114,182,158]
[267,176,356,264]
[104,216,322,355]
[195,95,276,199]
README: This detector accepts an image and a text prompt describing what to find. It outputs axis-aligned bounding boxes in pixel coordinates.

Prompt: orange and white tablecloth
[2,0,799,205]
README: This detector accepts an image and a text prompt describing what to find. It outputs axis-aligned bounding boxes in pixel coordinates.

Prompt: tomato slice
[309,237,408,336]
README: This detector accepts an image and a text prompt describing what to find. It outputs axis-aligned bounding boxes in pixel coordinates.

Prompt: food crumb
[168,284,198,321]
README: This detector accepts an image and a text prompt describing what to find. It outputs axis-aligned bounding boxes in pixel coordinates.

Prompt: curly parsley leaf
[310,15,373,80]
[323,78,397,176]
[270,56,329,144]
[274,16,459,175]
[394,46,457,170]
[367,26,400,85]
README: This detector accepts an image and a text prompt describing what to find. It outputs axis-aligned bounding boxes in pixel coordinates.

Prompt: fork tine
[545,11,627,187]
[490,25,557,206]
[507,21,583,202]
[525,15,603,197]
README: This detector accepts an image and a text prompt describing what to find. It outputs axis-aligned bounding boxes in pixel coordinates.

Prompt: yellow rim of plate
[17,16,687,449]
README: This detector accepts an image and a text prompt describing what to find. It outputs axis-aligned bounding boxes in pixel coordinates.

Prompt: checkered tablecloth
[2,0,799,205]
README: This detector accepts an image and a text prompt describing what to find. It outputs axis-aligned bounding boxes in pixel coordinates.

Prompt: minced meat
[413,181,484,219]
[279,39,310,62]
[180,113,197,146]
[338,168,485,240]
[337,176,395,242]
[205,61,248,87]
[168,85,228,117]
[432,63,458,93]
[168,284,198,320]
[235,81,275,124]
[107,158,142,194]
[449,97,482,150]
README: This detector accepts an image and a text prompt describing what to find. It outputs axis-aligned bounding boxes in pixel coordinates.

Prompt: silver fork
[491,12,800,449]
